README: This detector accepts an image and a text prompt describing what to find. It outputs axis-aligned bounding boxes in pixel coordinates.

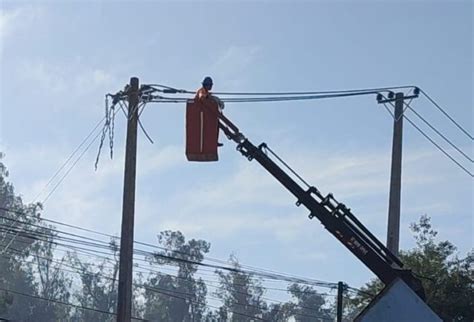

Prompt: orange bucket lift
[185,98,219,161]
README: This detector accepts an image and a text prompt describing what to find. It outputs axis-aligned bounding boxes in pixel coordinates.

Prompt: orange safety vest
[195,87,210,100]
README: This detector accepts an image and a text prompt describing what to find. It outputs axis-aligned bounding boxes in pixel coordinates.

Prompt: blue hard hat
[202,76,213,86]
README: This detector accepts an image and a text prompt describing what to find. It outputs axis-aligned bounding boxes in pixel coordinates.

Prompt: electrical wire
[381,97,473,177]
[42,118,110,204]
[0,230,337,312]
[0,213,338,292]
[0,211,361,321]
[211,85,415,96]
[0,209,347,301]
[0,206,339,289]
[0,207,370,305]
[1,244,334,322]
[419,89,473,140]
[404,114,473,177]
[145,83,415,96]
[30,116,106,204]
[403,103,472,163]
[0,243,348,322]
[148,91,386,104]
[0,286,147,321]
[0,205,370,298]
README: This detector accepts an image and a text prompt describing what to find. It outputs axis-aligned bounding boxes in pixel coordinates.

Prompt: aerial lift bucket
[185,99,219,161]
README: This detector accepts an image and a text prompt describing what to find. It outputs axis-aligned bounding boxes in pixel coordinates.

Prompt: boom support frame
[218,114,425,299]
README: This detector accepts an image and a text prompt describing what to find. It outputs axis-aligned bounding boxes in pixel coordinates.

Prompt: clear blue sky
[1,0,472,290]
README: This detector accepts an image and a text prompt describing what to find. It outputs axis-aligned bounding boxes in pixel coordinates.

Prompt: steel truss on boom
[217,113,425,300]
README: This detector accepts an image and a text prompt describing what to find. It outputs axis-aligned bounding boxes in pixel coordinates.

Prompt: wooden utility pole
[336,281,344,322]
[117,77,139,322]
[386,92,404,256]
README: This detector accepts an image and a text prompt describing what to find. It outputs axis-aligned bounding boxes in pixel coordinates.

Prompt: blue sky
[0,0,472,291]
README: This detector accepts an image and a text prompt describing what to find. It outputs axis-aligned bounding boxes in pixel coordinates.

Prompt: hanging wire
[95,95,114,170]
[108,97,115,159]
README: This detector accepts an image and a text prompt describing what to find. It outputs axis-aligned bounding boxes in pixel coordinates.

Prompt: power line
[403,114,472,177]
[0,217,337,292]
[146,83,415,96]
[42,107,122,205]
[0,216,366,306]
[148,91,387,104]
[419,89,473,140]
[142,84,416,105]
[404,103,472,163]
[345,286,375,298]
[0,212,339,295]
[0,231,354,322]
[31,115,106,204]
[0,208,368,301]
[41,129,98,204]
[1,245,335,322]
[0,286,147,321]
[0,209,366,320]
[146,287,268,321]
[0,206,339,289]
[381,98,473,177]
[1,237,337,319]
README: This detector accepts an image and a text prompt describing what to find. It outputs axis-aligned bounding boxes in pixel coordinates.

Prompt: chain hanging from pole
[95,92,122,170]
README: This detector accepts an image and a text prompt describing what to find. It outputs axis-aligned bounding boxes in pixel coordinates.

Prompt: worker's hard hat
[202,76,213,86]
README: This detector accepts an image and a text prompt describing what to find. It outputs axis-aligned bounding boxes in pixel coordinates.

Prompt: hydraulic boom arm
[218,114,425,299]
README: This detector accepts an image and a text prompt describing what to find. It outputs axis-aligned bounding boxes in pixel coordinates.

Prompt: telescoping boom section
[216,112,425,300]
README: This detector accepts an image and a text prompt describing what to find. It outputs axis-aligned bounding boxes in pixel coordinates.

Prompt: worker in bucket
[196,76,224,147]
[196,76,225,112]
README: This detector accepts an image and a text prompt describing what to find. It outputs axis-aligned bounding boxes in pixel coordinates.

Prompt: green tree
[26,229,72,321]
[215,256,268,322]
[0,154,74,321]
[69,239,120,321]
[261,302,294,321]
[0,154,52,321]
[143,230,210,322]
[348,215,473,321]
[285,283,333,322]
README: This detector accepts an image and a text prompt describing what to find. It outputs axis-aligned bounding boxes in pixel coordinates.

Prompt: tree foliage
[348,215,473,321]
[68,239,120,321]
[287,283,332,322]
[0,154,71,321]
[143,230,210,322]
[4,152,470,322]
[215,256,268,321]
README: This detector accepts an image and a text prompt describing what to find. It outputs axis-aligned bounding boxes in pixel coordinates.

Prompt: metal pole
[116,77,139,322]
[387,92,404,256]
[337,281,344,322]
